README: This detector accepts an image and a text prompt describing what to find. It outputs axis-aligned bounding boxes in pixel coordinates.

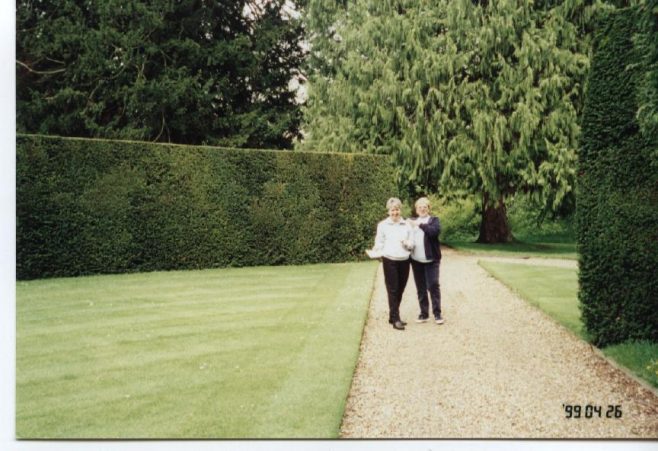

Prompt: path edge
[478,258,658,398]
[337,262,380,437]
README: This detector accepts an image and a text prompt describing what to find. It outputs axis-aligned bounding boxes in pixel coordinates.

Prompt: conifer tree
[301,0,602,242]
[17,0,306,148]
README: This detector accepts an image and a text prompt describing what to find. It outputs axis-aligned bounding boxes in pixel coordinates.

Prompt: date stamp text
[562,404,622,419]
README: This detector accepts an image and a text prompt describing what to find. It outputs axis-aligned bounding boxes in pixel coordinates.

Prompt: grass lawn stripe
[247,260,375,438]
[17,262,377,438]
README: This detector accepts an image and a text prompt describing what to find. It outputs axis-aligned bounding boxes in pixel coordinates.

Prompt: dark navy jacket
[413,216,442,262]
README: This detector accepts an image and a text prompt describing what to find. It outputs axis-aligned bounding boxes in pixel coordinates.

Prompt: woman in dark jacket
[408,197,444,324]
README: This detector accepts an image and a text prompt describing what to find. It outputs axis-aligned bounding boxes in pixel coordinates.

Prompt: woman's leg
[382,258,401,323]
[425,260,442,319]
[396,258,411,316]
[411,260,429,318]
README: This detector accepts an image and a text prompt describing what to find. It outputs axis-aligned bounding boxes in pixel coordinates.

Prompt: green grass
[602,341,658,388]
[446,239,577,259]
[479,261,658,389]
[443,213,577,260]
[16,261,378,438]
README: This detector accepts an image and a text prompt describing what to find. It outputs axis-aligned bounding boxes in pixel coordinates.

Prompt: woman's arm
[374,222,385,251]
[418,216,441,238]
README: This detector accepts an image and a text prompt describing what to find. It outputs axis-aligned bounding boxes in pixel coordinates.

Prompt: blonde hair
[415,197,431,210]
[386,197,402,210]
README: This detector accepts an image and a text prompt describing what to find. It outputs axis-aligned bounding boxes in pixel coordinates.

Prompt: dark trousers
[411,259,441,318]
[382,257,410,323]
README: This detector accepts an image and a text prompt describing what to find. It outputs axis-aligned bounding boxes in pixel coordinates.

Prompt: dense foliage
[577,6,658,347]
[16,0,306,148]
[635,0,658,146]
[301,0,602,242]
[17,135,397,279]
[434,193,574,243]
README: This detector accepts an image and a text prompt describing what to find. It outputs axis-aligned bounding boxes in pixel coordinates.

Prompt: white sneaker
[435,316,445,325]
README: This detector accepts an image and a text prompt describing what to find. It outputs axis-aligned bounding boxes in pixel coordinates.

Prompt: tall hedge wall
[577,7,658,347]
[17,135,398,279]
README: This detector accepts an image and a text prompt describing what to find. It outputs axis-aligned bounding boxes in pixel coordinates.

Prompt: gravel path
[340,248,658,438]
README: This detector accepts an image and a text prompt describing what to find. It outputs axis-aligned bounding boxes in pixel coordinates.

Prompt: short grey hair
[415,197,431,210]
[386,197,402,210]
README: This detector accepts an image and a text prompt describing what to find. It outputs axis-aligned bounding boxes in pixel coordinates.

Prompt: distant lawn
[16,261,378,438]
[445,226,577,259]
[479,261,658,389]
[446,239,577,260]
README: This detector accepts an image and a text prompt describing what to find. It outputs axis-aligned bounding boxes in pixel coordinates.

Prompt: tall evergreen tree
[301,0,602,242]
[17,0,306,148]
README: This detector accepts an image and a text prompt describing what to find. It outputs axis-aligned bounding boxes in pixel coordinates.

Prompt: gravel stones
[340,249,658,438]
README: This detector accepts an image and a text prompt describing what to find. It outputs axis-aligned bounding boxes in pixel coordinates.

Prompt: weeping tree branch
[16,60,66,75]
[153,111,166,142]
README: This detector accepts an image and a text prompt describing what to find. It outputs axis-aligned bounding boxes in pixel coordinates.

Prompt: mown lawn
[446,239,577,260]
[16,261,378,438]
[479,261,658,389]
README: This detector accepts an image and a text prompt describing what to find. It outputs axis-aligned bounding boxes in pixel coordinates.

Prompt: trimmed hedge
[17,135,398,279]
[577,7,658,347]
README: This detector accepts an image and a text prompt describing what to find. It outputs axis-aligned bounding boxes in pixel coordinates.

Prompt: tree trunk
[477,193,513,243]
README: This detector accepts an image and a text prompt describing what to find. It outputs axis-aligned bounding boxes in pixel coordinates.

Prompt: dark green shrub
[17,135,397,279]
[428,195,480,242]
[432,193,574,243]
[507,195,575,242]
[577,7,658,347]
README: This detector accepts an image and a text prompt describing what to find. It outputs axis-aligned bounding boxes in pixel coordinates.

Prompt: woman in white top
[372,197,413,330]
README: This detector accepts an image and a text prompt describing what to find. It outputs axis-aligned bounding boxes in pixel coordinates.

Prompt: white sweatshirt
[373,217,413,260]
[411,216,432,262]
